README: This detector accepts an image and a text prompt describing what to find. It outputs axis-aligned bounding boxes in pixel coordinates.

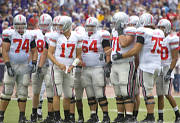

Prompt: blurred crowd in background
[0,0,180,92]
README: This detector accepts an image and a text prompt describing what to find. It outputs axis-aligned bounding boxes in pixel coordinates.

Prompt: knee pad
[17,98,27,102]
[88,97,97,106]
[0,97,11,101]
[144,96,155,105]
[116,96,124,104]
[70,97,76,104]
[47,97,53,103]
[123,96,134,104]
[98,96,108,107]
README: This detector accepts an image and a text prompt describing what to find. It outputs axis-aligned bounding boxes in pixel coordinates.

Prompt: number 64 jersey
[2,29,35,64]
[136,27,165,74]
[81,30,110,67]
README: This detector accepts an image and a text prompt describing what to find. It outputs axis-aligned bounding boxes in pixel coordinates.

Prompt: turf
[3,97,180,123]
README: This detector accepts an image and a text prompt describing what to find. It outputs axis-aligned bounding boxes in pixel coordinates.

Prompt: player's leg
[156,73,164,122]
[140,70,156,122]
[81,68,99,123]
[69,95,76,123]
[62,73,74,123]
[165,79,180,122]
[37,81,46,121]
[53,65,63,123]
[41,66,54,123]
[17,74,30,123]
[0,71,15,122]
[74,67,84,123]
[111,64,125,123]
[133,70,140,121]
[93,67,110,123]
[118,62,135,122]
[30,72,43,122]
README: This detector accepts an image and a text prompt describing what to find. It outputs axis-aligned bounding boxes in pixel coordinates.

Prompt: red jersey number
[13,39,29,53]
[60,43,75,58]
[82,40,98,53]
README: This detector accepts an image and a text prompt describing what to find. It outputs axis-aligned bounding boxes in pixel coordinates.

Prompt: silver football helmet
[39,13,52,33]
[157,19,171,34]
[13,14,27,34]
[112,12,129,31]
[128,15,140,28]
[52,15,61,31]
[85,17,98,35]
[56,16,72,34]
[139,13,154,26]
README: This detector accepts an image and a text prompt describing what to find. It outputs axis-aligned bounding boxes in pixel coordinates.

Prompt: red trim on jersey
[2,34,9,37]
[169,42,179,45]
[136,32,144,35]
[50,39,56,42]
[102,35,110,39]
[126,32,136,35]
[175,46,180,50]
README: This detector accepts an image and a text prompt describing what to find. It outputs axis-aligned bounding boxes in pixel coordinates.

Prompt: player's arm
[48,40,66,71]
[2,39,10,63]
[30,39,38,62]
[122,36,144,58]
[102,39,111,63]
[170,48,178,70]
[119,35,135,48]
[38,41,48,67]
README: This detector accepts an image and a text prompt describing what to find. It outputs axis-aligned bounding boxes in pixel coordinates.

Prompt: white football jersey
[111,27,136,63]
[31,29,49,66]
[49,31,81,66]
[2,29,35,64]
[161,33,179,66]
[81,30,110,67]
[137,27,164,74]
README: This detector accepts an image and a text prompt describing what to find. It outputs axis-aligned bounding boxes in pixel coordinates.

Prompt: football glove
[164,69,172,82]
[112,51,123,61]
[104,61,112,78]
[5,61,15,77]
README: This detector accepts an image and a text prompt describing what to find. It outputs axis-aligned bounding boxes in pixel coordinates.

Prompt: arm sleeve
[3,38,11,43]
[136,36,144,44]
[30,39,36,49]
[44,41,49,49]
[169,35,179,50]
[102,39,110,48]
[124,27,136,36]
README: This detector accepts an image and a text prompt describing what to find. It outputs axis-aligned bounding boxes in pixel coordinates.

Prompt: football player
[48,16,82,123]
[156,19,180,123]
[112,13,164,122]
[111,12,137,122]
[80,17,111,123]
[128,15,141,121]
[0,14,37,123]
[30,13,54,123]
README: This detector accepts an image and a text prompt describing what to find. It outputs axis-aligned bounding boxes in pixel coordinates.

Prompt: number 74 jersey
[2,29,35,64]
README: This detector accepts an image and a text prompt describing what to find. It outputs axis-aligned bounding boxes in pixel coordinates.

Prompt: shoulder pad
[124,26,136,36]
[136,27,145,36]
[100,30,110,40]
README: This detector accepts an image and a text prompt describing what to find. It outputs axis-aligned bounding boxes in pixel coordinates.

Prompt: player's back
[138,27,164,73]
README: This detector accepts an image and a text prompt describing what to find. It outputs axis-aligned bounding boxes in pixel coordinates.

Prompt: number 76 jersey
[2,29,35,64]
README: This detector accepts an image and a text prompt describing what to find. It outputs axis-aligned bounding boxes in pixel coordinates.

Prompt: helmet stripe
[42,15,45,23]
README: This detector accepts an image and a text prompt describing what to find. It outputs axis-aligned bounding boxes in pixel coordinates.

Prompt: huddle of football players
[0,10,180,123]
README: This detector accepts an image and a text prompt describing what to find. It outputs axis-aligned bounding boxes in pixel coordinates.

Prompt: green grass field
[3,97,180,123]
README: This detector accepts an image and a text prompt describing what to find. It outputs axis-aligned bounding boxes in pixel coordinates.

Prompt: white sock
[126,112,133,115]
[91,111,96,114]
[173,106,179,112]
[158,110,163,113]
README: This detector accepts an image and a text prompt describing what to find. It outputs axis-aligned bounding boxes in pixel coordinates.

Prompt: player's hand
[31,60,37,73]
[58,64,66,71]
[112,51,123,61]
[164,69,172,82]
[37,67,42,79]
[104,61,112,78]
[5,62,15,77]
[67,65,74,73]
